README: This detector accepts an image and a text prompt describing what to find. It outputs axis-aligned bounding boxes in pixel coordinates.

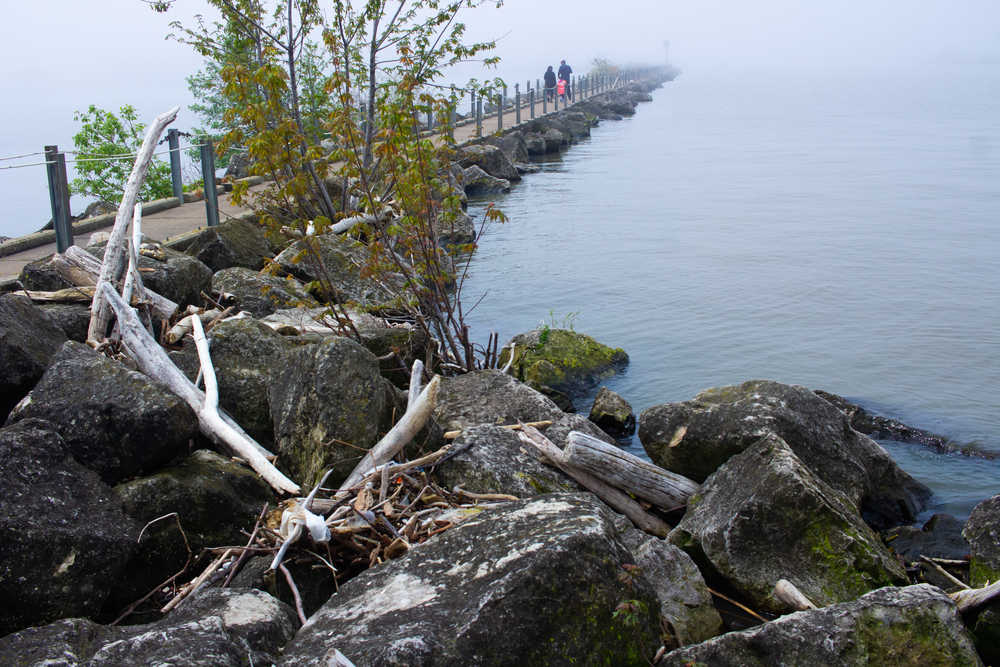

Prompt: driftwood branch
[102,283,299,495]
[919,555,971,591]
[517,423,671,538]
[88,106,179,343]
[951,579,1000,613]
[563,431,700,510]
[773,579,817,612]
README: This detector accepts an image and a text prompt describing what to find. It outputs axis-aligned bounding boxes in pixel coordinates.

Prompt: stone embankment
[1,75,998,666]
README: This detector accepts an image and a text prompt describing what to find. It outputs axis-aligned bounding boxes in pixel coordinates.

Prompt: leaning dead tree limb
[950,579,1000,613]
[102,283,299,495]
[773,579,817,612]
[88,106,179,344]
[517,423,671,538]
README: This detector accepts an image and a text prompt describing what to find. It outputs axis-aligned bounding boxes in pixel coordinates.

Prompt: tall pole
[44,145,73,253]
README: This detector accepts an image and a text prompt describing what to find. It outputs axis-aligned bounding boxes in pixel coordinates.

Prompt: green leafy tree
[590,56,618,76]
[163,0,508,374]
[70,104,174,203]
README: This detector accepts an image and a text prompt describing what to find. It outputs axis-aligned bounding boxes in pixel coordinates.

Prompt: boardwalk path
[0,91,593,280]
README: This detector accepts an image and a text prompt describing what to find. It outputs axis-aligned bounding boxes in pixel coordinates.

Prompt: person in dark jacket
[543,66,556,102]
[558,60,573,83]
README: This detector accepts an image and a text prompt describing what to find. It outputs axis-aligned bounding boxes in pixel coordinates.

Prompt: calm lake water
[463,67,1000,521]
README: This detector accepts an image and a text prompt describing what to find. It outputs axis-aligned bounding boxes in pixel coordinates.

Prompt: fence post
[448,99,456,142]
[542,86,547,115]
[498,89,504,131]
[570,76,575,102]
[167,128,183,202]
[530,89,536,119]
[554,82,559,111]
[476,96,483,136]
[44,145,73,253]
[515,84,521,125]
[200,138,220,228]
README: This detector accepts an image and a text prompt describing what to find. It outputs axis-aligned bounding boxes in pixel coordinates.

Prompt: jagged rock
[815,389,954,452]
[633,538,723,647]
[6,341,197,485]
[184,217,273,272]
[273,235,401,309]
[0,294,68,421]
[523,132,546,155]
[660,585,982,667]
[483,132,530,164]
[526,378,576,412]
[589,386,636,438]
[667,433,907,614]
[639,379,932,530]
[0,588,298,667]
[16,256,65,291]
[456,144,521,182]
[433,369,564,433]
[435,424,578,497]
[499,328,630,398]
[972,600,1000,666]
[542,128,566,152]
[106,450,276,618]
[86,240,213,308]
[602,89,638,115]
[436,209,476,246]
[884,513,970,567]
[461,164,511,193]
[269,336,400,488]
[230,555,337,619]
[353,320,432,391]
[963,494,1000,588]
[278,493,661,667]
[37,303,91,342]
[0,419,139,636]
[212,266,318,318]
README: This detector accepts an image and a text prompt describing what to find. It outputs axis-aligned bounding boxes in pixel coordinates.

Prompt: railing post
[515,84,521,125]
[448,99,456,142]
[570,75,575,103]
[530,89,536,119]
[554,82,559,111]
[476,96,483,137]
[499,88,505,131]
[167,128,183,203]
[542,87,547,115]
[200,137,220,228]
[44,145,73,253]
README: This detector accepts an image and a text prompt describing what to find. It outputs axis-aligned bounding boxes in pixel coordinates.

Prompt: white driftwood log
[101,283,299,495]
[88,106,179,343]
[951,579,1000,613]
[165,309,223,345]
[563,431,700,510]
[774,579,817,612]
[337,369,440,494]
[54,246,178,320]
[517,423,671,538]
[121,202,148,309]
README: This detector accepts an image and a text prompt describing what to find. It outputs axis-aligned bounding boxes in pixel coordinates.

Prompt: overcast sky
[1,0,998,141]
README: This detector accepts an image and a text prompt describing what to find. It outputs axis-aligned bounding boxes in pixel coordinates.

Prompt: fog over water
[1,2,997,517]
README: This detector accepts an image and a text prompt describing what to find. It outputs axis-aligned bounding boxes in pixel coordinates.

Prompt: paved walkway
[0,90,594,280]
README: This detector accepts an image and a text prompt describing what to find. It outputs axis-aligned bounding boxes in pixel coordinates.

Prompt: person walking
[543,66,557,102]
[557,60,573,103]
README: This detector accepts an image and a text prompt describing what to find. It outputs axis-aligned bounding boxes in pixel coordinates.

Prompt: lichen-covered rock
[273,235,401,309]
[184,217,273,272]
[433,369,564,433]
[884,513,969,567]
[270,336,400,488]
[213,266,318,318]
[107,450,276,618]
[353,320,432,391]
[633,538,723,647]
[963,494,1000,588]
[462,164,511,193]
[542,127,566,151]
[0,293,68,421]
[0,588,299,667]
[523,132,546,155]
[660,585,982,666]
[589,385,636,439]
[0,419,139,636]
[484,132,530,164]
[6,341,198,485]
[126,244,213,307]
[37,303,91,342]
[435,424,578,497]
[499,328,630,398]
[640,379,931,530]
[973,600,1000,666]
[667,433,907,614]
[456,144,521,182]
[16,256,64,291]
[278,493,661,667]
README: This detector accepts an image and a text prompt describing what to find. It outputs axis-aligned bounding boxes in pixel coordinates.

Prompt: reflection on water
[463,68,1000,519]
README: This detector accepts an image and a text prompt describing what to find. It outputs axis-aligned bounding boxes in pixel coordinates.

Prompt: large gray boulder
[589,385,636,439]
[667,433,907,614]
[0,293,68,421]
[433,369,564,432]
[16,256,65,292]
[6,341,198,485]
[435,424,579,497]
[963,494,1000,588]
[499,328,630,398]
[972,600,1000,666]
[461,164,510,193]
[0,419,139,636]
[640,379,931,530]
[184,217,273,272]
[633,538,723,647]
[484,132,530,164]
[86,241,213,308]
[456,144,521,182]
[884,513,969,567]
[523,132,547,155]
[37,303,91,343]
[815,389,954,452]
[541,128,566,152]
[0,588,299,667]
[278,493,661,667]
[660,585,982,667]
[212,266,318,318]
[106,450,276,618]
[270,336,400,488]
[273,235,401,309]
